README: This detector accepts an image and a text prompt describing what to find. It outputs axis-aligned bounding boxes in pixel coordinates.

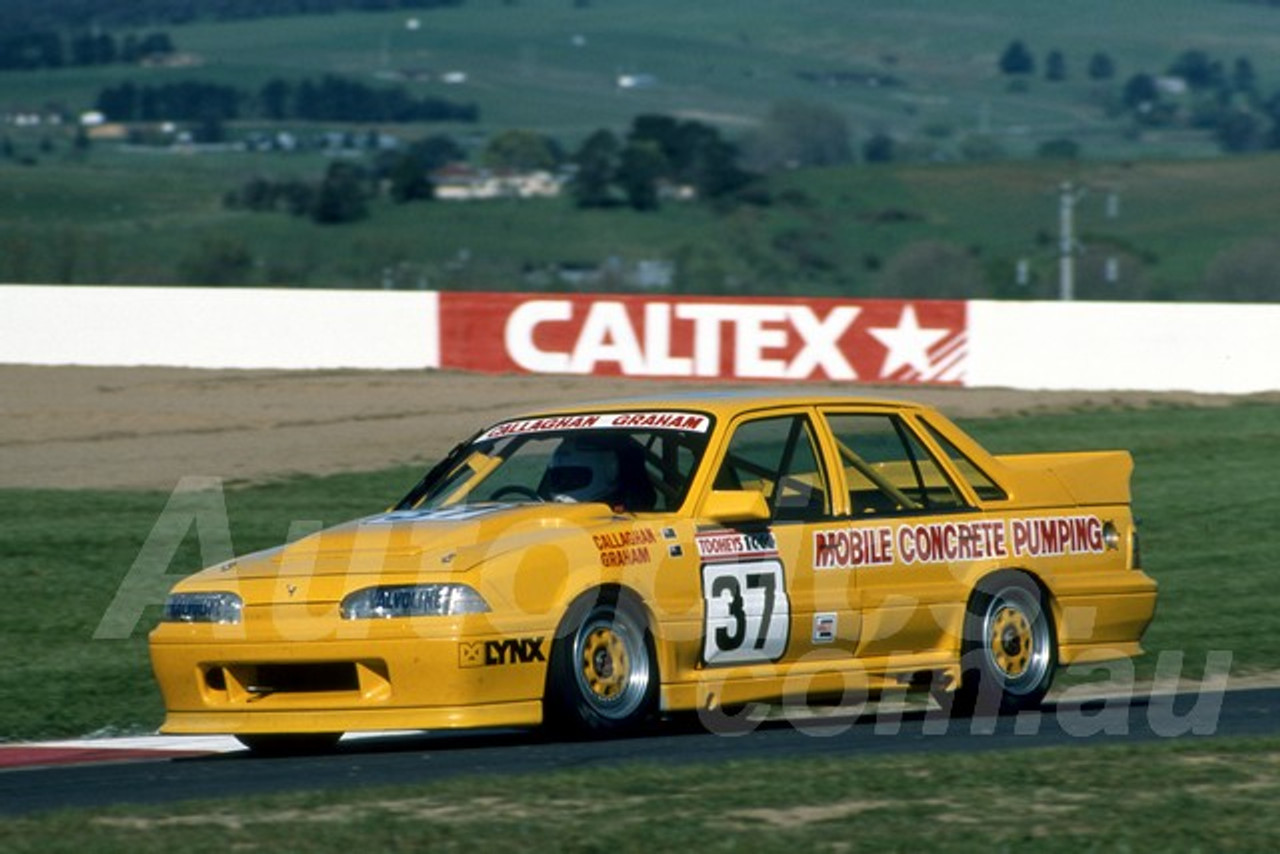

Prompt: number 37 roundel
[701,560,790,665]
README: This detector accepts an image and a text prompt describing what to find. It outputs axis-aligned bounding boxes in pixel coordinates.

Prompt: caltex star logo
[446,293,968,384]
[868,305,966,383]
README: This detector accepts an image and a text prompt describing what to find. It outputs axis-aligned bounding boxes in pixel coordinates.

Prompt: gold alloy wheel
[988,605,1033,678]
[978,582,1053,696]
[580,627,630,701]
[569,602,653,721]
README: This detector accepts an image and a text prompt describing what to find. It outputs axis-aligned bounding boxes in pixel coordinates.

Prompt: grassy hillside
[5,0,1277,145]
[5,149,1280,297]
[4,0,1280,296]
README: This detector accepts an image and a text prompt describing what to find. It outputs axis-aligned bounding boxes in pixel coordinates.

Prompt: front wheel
[545,590,658,736]
[940,573,1057,717]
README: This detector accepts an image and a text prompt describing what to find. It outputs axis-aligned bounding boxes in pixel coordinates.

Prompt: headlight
[163,592,243,624]
[340,584,490,620]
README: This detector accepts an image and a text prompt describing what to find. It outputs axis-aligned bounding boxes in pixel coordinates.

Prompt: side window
[922,423,1008,502]
[638,431,701,512]
[825,413,964,515]
[714,416,829,521]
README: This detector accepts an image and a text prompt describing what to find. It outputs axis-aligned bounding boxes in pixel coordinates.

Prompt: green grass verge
[3,736,1280,851]
[1,403,1277,742]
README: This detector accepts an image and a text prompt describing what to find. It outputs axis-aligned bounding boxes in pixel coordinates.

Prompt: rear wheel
[940,573,1057,717]
[545,590,657,735]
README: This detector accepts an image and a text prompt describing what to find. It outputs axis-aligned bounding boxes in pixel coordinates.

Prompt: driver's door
[696,410,861,675]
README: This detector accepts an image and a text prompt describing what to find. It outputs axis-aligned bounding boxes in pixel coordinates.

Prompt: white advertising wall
[0,286,439,370]
[1,285,1276,393]
[967,300,1280,394]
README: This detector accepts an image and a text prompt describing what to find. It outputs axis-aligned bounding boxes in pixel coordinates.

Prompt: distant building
[140,52,203,69]
[87,122,129,141]
[659,181,697,201]
[4,112,61,128]
[617,73,658,89]
[524,257,676,290]
[432,164,564,200]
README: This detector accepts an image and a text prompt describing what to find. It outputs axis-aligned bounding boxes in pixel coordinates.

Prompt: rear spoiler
[993,450,1133,508]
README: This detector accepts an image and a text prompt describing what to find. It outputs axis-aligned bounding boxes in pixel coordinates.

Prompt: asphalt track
[2,685,1276,817]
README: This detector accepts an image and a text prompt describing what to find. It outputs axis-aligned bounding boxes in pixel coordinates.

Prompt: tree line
[224,114,757,225]
[0,0,465,32]
[0,30,174,71]
[570,116,752,211]
[95,74,477,124]
[997,40,1280,154]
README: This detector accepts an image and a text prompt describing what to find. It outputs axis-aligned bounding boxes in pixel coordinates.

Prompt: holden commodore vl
[150,394,1157,752]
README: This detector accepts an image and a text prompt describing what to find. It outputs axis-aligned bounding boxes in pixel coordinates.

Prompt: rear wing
[993,450,1133,508]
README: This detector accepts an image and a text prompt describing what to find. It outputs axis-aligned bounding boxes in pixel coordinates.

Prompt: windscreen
[403,411,714,514]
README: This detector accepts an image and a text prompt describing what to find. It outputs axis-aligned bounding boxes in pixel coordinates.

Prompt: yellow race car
[150,394,1157,752]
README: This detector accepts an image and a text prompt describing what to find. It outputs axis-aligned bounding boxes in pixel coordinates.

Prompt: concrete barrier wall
[0,286,438,370]
[1,285,1276,392]
[967,300,1280,393]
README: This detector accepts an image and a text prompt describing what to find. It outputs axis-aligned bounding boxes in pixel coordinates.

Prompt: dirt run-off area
[0,365,1270,491]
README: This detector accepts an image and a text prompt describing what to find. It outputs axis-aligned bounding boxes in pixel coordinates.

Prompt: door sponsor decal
[812,613,838,644]
[812,515,1108,569]
[695,528,778,561]
[700,559,790,666]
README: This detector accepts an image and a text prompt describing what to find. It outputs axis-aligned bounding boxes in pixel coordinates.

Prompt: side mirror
[702,490,771,524]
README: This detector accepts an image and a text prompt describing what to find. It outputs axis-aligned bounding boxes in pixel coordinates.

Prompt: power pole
[1058,181,1083,301]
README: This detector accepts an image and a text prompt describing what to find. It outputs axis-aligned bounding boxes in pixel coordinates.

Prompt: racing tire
[235,733,342,756]
[938,572,1057,718]
[544,589,658,736]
